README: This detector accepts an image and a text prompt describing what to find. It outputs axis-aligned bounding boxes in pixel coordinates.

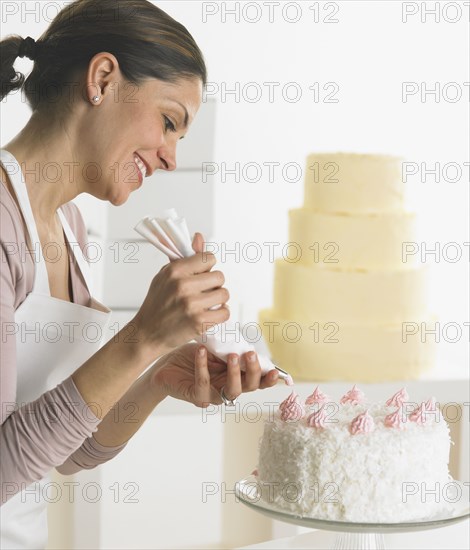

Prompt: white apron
[0,149,111,549]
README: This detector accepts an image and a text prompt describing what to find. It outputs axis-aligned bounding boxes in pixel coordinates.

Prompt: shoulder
[0,180,29,288]
[0,184,20,244]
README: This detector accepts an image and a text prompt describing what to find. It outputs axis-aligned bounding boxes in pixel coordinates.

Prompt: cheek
[93,150,137,197]
[126,105,165,146]
[141,122,165,148]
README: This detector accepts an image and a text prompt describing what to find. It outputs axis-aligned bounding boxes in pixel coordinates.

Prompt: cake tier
[257,401,451,522]
[289,207,417,269]
[258,309,435,381]
[271,259,428,324]
[304,152,405,214]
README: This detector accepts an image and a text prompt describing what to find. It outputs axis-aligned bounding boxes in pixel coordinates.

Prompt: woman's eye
[164,116,176,132]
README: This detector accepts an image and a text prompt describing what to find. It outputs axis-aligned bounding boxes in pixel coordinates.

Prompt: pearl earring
[92,96,100,103]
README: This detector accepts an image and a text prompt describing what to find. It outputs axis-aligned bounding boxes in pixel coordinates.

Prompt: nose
[157,142,177,171]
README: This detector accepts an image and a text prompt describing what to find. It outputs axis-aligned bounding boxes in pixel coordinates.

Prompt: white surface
[237,520,470,549]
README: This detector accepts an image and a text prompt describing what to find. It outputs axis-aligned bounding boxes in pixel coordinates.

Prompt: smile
[134,154,147,180]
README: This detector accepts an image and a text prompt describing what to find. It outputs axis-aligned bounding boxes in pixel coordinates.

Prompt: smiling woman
[0,1,279,549]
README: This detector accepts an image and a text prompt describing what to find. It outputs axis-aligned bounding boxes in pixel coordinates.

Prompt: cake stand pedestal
[331,533,384,549]
[235,476,470,550]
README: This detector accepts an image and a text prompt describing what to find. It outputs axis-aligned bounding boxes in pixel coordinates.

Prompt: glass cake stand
[235,475,470,549]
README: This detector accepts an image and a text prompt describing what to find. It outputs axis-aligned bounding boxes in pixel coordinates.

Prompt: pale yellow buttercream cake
[258,153,435,381]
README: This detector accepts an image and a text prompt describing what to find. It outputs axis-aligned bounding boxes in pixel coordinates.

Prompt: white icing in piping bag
[134,209,293,386]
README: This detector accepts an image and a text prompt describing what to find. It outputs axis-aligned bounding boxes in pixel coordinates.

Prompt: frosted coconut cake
[256,386,455,523]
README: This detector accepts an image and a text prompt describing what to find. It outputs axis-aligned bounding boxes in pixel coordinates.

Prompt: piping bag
[134,208,293,386]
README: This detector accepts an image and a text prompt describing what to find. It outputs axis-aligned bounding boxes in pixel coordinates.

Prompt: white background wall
[2,0,468,365]
[160,0,469,369]
[1,1,469,549]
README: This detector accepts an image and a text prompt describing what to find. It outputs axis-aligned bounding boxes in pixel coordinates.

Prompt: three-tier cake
[259,153,435,381]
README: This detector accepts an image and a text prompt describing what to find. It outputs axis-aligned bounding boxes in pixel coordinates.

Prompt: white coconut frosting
[256,386,454,523]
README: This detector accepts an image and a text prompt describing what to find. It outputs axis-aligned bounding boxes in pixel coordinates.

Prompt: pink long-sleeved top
[0,178,128,505]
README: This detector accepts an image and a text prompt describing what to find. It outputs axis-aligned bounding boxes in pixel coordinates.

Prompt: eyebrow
[164,98,189,129]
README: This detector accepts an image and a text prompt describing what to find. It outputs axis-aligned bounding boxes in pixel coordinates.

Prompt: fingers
[182,270,226,294]
[170,270,226,302]
[194,346,211,407]
[259,369,279,389]
[196,305,231,334]
[192,232,205,254]
[187,250,216,275]
[223,354,242,401]
[168,250,217,276]
[196,286,230,310]
[240,353,280,391]
[194,347,281,409]
[225,352,279,394]
[242,352,262,391]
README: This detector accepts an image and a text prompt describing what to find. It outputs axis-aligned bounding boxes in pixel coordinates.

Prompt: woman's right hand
[132,232,230,354]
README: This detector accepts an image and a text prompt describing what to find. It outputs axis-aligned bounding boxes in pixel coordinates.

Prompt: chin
[112,195,131,207]
[109,182,139,206]
[108,191,131,206]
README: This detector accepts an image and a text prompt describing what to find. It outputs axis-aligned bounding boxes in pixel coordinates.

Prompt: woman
[0,1,279,547]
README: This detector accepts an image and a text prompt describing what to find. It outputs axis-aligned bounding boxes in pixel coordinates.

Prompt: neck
[3,111,84,227]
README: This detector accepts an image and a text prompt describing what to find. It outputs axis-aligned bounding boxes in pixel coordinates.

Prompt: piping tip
[272,363,294,386]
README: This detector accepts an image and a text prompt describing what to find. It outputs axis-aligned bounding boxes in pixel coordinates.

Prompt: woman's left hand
[149,343,279,407]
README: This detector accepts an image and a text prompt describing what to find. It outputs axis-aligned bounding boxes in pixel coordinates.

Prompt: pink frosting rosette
[305,386,330,406]
[384,407,405,429]
[349,410,375,435]
[386,387,409,407]
[409,398,438,424]
[279,391,304,422]
[307,405,328,429]
[425,396,437,411]
[279,391,297,412]
[409,402,427,424]
[340,384,365,405]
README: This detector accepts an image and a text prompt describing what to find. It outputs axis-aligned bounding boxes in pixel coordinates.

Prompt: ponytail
[0,35,28,102]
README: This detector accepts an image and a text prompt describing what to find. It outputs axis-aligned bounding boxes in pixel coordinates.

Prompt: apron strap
[0,149,50,296]
[1,149,94,297]
[57,208,94,297]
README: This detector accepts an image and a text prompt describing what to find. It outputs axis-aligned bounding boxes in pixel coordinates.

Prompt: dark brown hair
[0,0,207,113]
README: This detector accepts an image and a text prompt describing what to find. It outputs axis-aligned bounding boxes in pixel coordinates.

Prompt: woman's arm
[70,319,167,421]
[59,340,280,475]
[0,198,225,501]
[0,294,165,504]
[87,361,167,447]
[55,359,166,474]
[0,207,167,502]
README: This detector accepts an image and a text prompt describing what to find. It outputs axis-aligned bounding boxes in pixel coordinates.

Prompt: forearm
[71,320,170,421]
[91,361,167,447]
[1,377,103,502]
